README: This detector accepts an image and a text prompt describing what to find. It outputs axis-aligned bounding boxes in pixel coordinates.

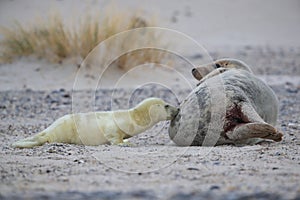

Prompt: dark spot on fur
[215,63,221,68]
[223,103,250,134]
[192,86,211,145]
[169,113,181,139]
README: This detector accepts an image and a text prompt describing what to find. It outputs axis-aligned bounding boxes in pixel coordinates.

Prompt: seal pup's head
[131,98,179,127]
[192,58,253,81]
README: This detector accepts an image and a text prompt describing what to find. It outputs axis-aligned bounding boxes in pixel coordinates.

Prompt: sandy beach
[0,0,300,199]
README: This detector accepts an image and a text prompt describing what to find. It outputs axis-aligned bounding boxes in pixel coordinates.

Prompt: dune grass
[0,9,167,70]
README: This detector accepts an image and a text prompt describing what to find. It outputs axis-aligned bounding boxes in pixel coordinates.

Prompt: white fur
[12,98,178,148]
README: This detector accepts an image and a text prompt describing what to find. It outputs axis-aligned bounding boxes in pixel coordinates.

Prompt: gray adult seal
[169,58,283,146]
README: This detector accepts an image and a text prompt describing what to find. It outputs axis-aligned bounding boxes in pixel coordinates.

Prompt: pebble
[186,167,199,171]
[58,176,69,182]
[210,185,220,190]
[74,159,85,164]
[274,152,281,156]
[48,149,57,153]
[62,93,70,98]
[213,161,221,166]
[288,123,299,129]
[0,105,6,109]
[286,88,298,93]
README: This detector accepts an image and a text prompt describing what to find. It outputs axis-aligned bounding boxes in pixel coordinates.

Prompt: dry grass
[0,9,168,70]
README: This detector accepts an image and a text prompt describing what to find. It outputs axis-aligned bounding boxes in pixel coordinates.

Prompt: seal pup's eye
[165,105,170,108]
[215,63,221,68]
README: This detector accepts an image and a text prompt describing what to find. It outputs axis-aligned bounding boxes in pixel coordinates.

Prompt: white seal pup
[169,58,283,146]
[13,98,179,148]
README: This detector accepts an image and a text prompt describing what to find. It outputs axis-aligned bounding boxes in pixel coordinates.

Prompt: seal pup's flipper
[225,102,283,142]
[12,132,49,148]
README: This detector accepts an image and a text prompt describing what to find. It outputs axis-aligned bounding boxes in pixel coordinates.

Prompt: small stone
[0,105,6,109]
[63,101,70,105]
[274,152,281,156]
[62,93,70,98]
[286,87,298,93]
[78,160,84,164]
[186,167,199,171]
[210,185,220,190]
[288,123,299,129]
[48,148,56,153]
[213,161,220,166]
[50,99,58,104]
[58,177,69,182]
[74,159,84,164]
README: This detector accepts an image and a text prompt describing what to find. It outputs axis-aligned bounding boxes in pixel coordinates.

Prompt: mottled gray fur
[169,59,283,146]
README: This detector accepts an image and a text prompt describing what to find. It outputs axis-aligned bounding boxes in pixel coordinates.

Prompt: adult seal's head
[192,58,253,81]
[169,58,283,146]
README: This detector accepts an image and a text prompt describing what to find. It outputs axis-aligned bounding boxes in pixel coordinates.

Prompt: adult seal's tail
[169,58,283,146]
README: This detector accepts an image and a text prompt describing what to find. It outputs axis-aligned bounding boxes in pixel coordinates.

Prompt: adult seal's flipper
[225,102,283,142]
[227,122,283,142]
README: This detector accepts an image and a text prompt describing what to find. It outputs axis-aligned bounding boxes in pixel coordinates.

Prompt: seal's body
[13,98,179,148]
[169,59,283,146]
